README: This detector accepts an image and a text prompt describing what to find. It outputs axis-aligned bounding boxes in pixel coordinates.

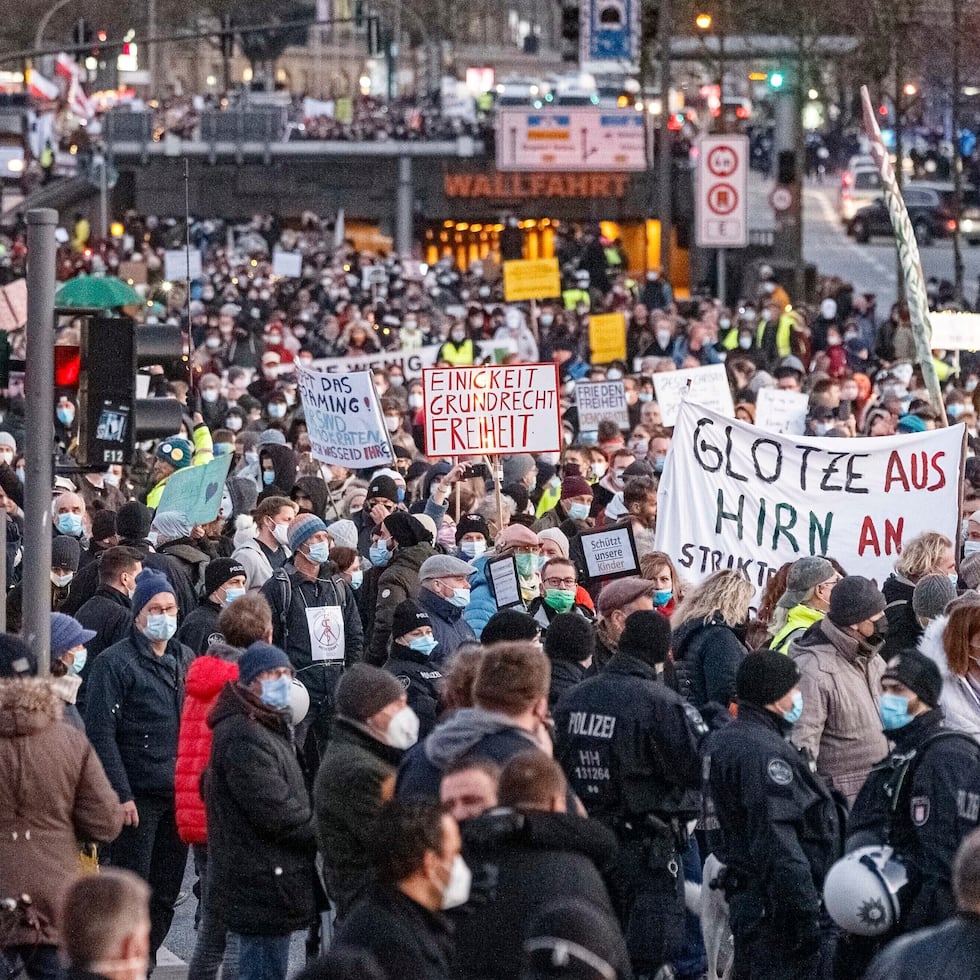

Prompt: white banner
[297,365,394,468]
[272,249,303,278]
[310,340,522,380]
[576,380,629,430]
[754,388,810,435]
[929,311,980,351]
[423,363,561,456]
[655,400,964,600]
[653,364,734,427]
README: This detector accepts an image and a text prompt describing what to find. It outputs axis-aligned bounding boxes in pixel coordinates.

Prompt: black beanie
[545,613,596,664]
[736,651,801,707]
[828,575,886,627]
[882,649,943,708]
[391,599,431,643]
[482,609,539,645]
[618,610,672,665]
[117,501,152,540]
[383,511,429,549]
[335,664,406,722]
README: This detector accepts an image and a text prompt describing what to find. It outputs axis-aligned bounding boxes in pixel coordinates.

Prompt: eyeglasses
[543,577,577,588]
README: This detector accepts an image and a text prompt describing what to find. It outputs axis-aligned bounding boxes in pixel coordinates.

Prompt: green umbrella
[55,274,143,309]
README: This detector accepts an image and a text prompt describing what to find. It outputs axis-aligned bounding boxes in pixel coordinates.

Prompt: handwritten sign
[155,453,233,526]
[653,364,734,427]
[579,524,640,581]
[589,312,627,363]
[502,258,561,302]
[163,249,202,283]
[576,380,629,430]
[272,250,303,278]
[754,388,810,436]
[930,311,980,351]
[487,555,522,608]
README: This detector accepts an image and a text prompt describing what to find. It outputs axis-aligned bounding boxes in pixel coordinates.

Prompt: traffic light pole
[24,209,57,669]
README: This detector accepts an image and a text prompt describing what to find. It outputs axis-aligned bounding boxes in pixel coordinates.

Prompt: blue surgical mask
[638,392,653,403]
[653,589,672,607]
[653,455,666,474]
[879,692,914,730]
[782,690,804,724]
[268,404,286,419]
[460,539,486,559]
[57,513,83,536]
[567,501,591,521]
[56,407,75,426]
[245,451,259,466]
[262,470,275,486]
[370,541,390,566]
[69,648,87,675]
[306,541,330,564]
[349,570,363,590]
[947,403,965,419]
[143,613,178,642]
[224,586,246,605]
[409,635,438,657]
[259,675,292,710]
[949,572,959,586]
[396,487,406,503]
[448,587,471,608]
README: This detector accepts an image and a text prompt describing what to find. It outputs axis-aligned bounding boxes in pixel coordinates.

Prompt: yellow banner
[502,258,561,302]
[589,312,627,363]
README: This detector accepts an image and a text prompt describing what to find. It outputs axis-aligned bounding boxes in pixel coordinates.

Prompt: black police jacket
[704,701,842,921]
[383,646,444,738]
[864,913,980,980]
[847,710,980,930]
[553,651,704,827]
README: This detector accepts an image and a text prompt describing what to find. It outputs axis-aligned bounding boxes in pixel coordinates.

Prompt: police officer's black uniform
[705,700,841,980]
[382,645,443,738]
[554,642,705,978]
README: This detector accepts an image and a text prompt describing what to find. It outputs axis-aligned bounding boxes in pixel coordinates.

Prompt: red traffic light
[54,345,80,387]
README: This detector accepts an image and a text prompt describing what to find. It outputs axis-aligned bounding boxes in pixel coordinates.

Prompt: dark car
[847,184,973,245]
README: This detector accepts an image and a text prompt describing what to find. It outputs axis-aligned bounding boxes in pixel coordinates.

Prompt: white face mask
[386,705,420,749]
[441,854,472,909]
[272,521,291,547]
[385,415,401,433]
[964,540,980,557]
[51,571,74,588]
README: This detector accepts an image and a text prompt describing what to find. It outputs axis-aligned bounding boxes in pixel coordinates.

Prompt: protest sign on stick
[579,524,640,582]
[576,380,629,430]
[156,454,233,525]
[754,388,810,435]
[653,365,734,427]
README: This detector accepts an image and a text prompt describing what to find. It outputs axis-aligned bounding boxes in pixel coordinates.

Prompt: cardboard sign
[1,279,28,328]
[487,554,522,608]
[579,523,640,581]
[653,364,734,427]
[576,380,629,431]
[423,363,562,457]
[655,400,965,600]
[754,388,810,436]
[163,249,202,283]
[155,453,233,525]
[118,260,148,286]
[930,311,980,351]
[272,250,303,278]
[297,365,394,468]
[502,258,561,302]
[589,312,627,363]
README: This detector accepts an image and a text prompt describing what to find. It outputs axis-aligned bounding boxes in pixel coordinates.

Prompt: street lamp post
[32,0,76,71]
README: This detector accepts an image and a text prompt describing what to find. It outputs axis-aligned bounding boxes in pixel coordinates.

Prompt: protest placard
[163,249,203,283]
[156,453,233,525]
[575,380,629,430]
[297,365,394,468]
[589,312,627,363]
[423,363,561,456]
[580,524,640,582]
[929,311,980,351]
[272,250,303,278]
[754,388,810,435]
[310,340,506,380]
[1,279,27,328]
[487,555,522,608]
[117,260,148,286]
[655,400,965,601]
[502,258,561,302]
[653,364,734,427]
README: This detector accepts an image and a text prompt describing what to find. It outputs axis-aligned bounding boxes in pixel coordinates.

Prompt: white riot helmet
[288,679,310,726]
[823,845,908,936]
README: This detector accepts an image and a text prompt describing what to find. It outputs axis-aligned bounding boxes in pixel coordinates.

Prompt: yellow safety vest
[563,288,591,311]
[756,315,793,358]
[440,339,475,365]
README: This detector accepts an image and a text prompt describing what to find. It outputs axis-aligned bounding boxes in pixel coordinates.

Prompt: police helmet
[823,845,907,936]
[288,679,310,726]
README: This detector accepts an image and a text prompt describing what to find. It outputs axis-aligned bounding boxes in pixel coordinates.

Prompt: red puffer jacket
[175,656,239,844]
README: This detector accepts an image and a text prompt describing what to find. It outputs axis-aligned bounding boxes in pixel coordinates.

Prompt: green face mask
[544,588,577,613]
[515,553,537,578]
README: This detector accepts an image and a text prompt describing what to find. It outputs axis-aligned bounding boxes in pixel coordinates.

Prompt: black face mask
[864,618,887,647]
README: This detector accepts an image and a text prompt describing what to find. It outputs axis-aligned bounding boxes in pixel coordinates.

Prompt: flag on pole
[27,71,59,102]
[55,53,78,81]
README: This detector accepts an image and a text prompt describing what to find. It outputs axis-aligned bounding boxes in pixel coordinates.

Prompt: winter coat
[233,535,280,591]
[671,614,748,709]
[177,599,224,655]
[383,647,443,737]
[205,682,317,936]
[882,573,922,657]
[0,678,122,946]
[84,629,193,802]
[175,656,239,845]
[918,616,980,742]
[73,586,133,676]
[864,914,980,980]
[415,585,476,667]
[768,604,825,654]
[462,552,504,638]
[788,617,888,804]
[455,808,627,980]
[314,716,403,916]
[157,538,211,595]
[548,658,586,710]
[368,542,437,662]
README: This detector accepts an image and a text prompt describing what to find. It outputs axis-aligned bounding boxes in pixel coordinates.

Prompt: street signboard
[496,108,646,172]
[696,135,749,248]
[580,0,641,74]
[768,184,795,213]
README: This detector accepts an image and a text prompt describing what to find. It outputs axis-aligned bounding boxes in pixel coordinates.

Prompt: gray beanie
[326,519,358,552]
[777,556,834,609]
[912,573,957,622]
[828,575,886,627]
[501,454,536,487]
[335,664,405,722]
[960,553,980,590]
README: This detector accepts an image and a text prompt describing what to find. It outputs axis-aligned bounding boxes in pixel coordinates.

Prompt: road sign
[696,134,749,248]
[496,108,647,172]
[580,0,641,74]
[769,184,795,213]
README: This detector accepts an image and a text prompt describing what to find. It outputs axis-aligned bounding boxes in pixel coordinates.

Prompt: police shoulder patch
[910,795,930,826]
[396,674,411,690]
[767,758,793,785]
[207,631,224,648]
[381,589,391,598]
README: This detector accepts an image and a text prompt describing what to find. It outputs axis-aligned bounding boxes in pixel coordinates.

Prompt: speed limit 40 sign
[696,135,749,248]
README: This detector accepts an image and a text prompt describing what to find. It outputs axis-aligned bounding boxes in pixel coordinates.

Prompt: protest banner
[272,250,303,278]
[297,365,394,468]
[163,249,202,283]
[502,258,561,302]
[580,524,640,581]
[156,453,233,525]
[575,380,629,430]
[929,311,980,351]
[653,364,734,427]
[423,363,561,456]
[655,400,965,601]
[117,260,148,286]
[310,340,506,380]
[754,388,810,435]
[589,312,627,363]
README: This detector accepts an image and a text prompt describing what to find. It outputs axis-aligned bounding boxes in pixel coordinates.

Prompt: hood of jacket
[49,673,82,706]
[425,706,534,770]
[207,678,289,736]
[292,477,329,520]
[260,443,299,493]
[919,614,951,677]
[186,655,240,701]
[0,678,63,737]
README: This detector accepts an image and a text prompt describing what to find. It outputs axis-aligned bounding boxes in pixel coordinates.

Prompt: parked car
[838,164,882,222]
[848,183,965,245]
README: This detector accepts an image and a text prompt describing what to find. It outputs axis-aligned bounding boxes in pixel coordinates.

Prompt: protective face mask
[245,451,259,466]
[964,540,980,557]
[949,572,960,586]
[306,541,330,564]
[879,692,914,731]
[389,375,404,387]
[268,404,286,419]
[262,471,275,486]
[638,392,653,404]
[51,571,74,588]
[143,614,178,642]
[205,337,222,350]
[544,588,577,613]
[386,705,420,749]
[103,472,120,487]
[655,330,672,348]
[441,855,473,910]
[349,570,363,590]
[630,440,649,456]
[782,690,804,724]
[812,423,830,437]
[738,336,752,350]
[460,539,486,559]
[591,461,607,480]
[567,502,591,521]
[226,416,243,432]
[224,586,246,605]
[0,451,12,466]
[201,389,219,403]
[719,317,731,330]
[540,314,554,327]
[260,675,292,710]
[409,393,423,409]
[607,368,623,380]
[653,589,672,607]
[967,378,979,393]
[448,587,471,608]
[57,407,75,426]
[272,522,291,547]
[396,487,406,503]
[385,416,401,432]
[451,329,466,342]
[70,648,87,675]
[652,455,666,474]
[515,553,537,578]
[369,541,390,566]
[57,513,83,536]
[409,635,438,657]
[613,469,627,484]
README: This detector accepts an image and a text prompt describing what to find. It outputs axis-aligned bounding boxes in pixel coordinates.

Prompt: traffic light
[561,1,579,61]
[777,150,796,186]
[75,317,183,466]
[767,69,785,91]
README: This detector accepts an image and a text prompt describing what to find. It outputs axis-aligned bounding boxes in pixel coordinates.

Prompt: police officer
[846,649,980,932]
[382,600,443,738]
[705,650,841,980]
[554,610,705,979]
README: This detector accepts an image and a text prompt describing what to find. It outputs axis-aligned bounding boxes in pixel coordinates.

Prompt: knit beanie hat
[326,519,358,551]
[0,634,37,678]
[912,573,957,622]
[482,609,539,645]
[131,569,176,615]
[391,599,431,642]
[205,558,247,597]
[383,511,429,549]
[456,513,491,544]
[881,650,943,708]
[51,535,81,572]
[287,513,327,554]
[561,474,593,500]
[828,575,886,627]
[545,613,596,664]
[537,527,570,559]
[736,650,801,707]
[367,474,399,503]
[335,663,405,721]
[618,610,671,665]
[238,641,292,685]
[50,613,96,658]
[502,454,536,486]
[117,501,152,541]
[155,435,194,469]
[90,509,117,543]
